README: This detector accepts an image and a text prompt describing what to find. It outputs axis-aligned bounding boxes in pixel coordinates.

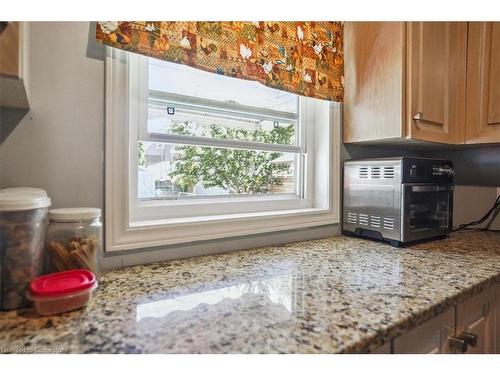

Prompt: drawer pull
[448,336,468,353]
[458,332,477,347]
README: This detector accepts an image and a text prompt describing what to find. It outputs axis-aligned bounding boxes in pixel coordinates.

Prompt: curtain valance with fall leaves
[96,21,343,102]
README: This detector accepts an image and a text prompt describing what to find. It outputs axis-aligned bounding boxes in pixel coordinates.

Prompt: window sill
[131,207,332,227]
[108,207,339,252]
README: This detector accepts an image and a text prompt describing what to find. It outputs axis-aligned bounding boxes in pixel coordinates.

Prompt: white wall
[454,185,500,230]
[0,22,104,209]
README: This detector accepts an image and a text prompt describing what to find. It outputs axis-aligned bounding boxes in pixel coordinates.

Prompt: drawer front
[457,288,495,354]
[393,308,455,354]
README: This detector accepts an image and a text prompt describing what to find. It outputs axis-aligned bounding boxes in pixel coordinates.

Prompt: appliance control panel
[432,164,454,176]
[402,158,454,183]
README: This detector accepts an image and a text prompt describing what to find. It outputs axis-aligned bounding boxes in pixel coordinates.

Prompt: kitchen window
[105,48,340,252]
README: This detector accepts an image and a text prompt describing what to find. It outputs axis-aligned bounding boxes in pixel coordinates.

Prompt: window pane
[147,58,299,146]
[148,58,298,112]
[138,142,296,199]
[148,107,296,146]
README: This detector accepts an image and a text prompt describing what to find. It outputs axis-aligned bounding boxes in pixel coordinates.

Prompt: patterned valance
[96,21,343,102]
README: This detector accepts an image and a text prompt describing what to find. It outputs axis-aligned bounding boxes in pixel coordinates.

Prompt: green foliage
[169,123,294,194]
[138,141,146,167]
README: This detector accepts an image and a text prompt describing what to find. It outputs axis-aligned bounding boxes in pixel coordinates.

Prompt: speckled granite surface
[1,231,500,354]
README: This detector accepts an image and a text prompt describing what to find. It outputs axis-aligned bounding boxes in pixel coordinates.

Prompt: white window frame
[131,54,311,221]
[105,48,340,252]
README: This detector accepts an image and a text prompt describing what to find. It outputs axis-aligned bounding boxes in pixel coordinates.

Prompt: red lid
[29,269,96,297]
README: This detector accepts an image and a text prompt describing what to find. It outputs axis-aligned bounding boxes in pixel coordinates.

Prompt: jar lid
[49,207,101,222]
[0,187,48,197]
[0,191,51,211]
[29,269,96,297]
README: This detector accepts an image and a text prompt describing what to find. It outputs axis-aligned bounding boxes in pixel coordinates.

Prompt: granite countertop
[1,231,500,354]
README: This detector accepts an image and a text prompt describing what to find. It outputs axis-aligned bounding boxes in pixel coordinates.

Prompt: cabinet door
[0,22,21,78]
[496,283,500,354]
[370,341,391,354]
[0,22,29,110]
[343,22,405,143]
[466,22,500,144]
[406,22,467,144]
[456,288,495,354]
[393,308,455,354]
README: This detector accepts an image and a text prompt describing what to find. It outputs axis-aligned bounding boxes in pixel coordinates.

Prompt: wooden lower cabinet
[496,283,500,353]
[393,308,455,353]
[371,341,391,354]
[390,283,499,354]
[456,288,495,354]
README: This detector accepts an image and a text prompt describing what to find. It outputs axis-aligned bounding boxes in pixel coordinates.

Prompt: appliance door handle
[410,185,454,193]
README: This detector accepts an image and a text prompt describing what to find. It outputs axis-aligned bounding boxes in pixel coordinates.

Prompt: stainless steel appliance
[343,157,454,246]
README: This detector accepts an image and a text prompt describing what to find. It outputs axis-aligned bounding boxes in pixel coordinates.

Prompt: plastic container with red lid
[27,269,97,315]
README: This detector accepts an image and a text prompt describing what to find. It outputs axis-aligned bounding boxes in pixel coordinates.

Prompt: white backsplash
[454,185,500,230]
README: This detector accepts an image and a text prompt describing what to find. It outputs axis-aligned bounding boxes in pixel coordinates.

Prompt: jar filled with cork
[46,208,102,279]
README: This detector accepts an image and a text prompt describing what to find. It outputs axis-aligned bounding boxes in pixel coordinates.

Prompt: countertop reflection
[1,232,500,353]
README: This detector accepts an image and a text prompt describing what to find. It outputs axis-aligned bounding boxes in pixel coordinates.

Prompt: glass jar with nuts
[0,189,51,310]
[46,208,102,279]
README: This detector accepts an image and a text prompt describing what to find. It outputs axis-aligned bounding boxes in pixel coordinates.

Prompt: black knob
[449,336,468,353]
[458,332,477,347]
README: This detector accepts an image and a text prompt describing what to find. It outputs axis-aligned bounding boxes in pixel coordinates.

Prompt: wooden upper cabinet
[0,22,21,78]
[406,22,467,144]
[0,22,29,110]
[344,22,405,143]
[343,22,468,145]
[466,22,500,144]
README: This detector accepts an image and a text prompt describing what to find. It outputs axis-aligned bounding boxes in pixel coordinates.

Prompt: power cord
[452,194,500,232]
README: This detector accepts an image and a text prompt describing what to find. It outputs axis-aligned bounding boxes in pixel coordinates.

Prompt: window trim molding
[105,49,341,252]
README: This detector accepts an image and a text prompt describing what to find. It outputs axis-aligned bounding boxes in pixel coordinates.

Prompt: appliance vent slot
[370,215,381,228]
[383,217,395,230]
[370,167,381,178]
[347,212,357,224]
[359,167,369,178]
[383,166,395,179]
[358,213,369,226]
